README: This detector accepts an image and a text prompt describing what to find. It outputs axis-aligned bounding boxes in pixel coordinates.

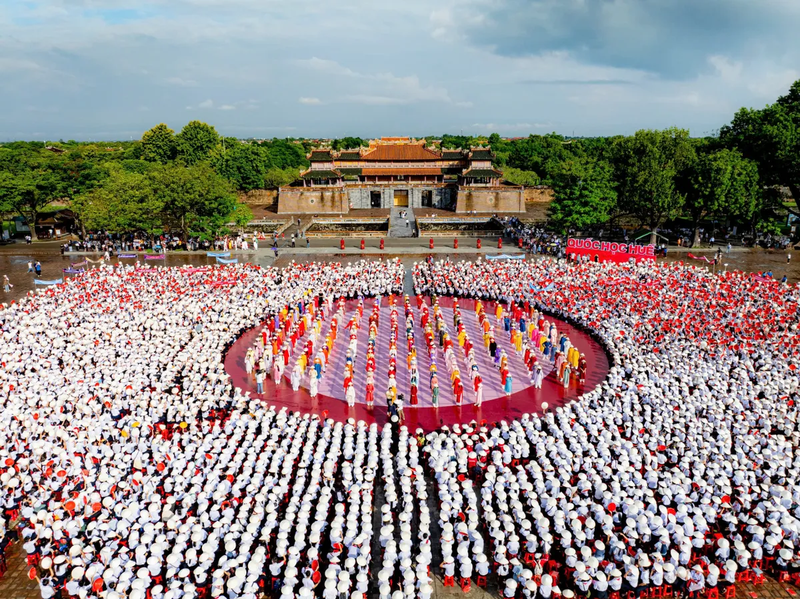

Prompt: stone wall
[455,187,525,214]
[347,186,455,210]
[277,187,349,214]
[243,185,547,212]
[347,188,395,210]
[277,184,525,214]
[524,187,554,204]
[239,189,279,206]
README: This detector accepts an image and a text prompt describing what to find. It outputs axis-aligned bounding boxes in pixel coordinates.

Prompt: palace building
[277,137,524,214]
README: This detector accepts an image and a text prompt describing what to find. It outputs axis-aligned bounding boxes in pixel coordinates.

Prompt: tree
[230,203,254,233]
[150,162,238,239]
[440,134,483,149]
[74,165,163,235]
[262,167,300,188]
[720,79,800,212]
[488,133,512,166]
[547,157,617,232]
[507,134,571,182]
[140,123,177,163]
[55,149,109,196]
[613,128,694,244]
[120,159,154,174]
[176,121,220,165]
[331,137,365,151]
[682,148,761,246]
[210,143,267,191]
[261,139,308,170]
[501,167,540,187]
[0,151,63,240]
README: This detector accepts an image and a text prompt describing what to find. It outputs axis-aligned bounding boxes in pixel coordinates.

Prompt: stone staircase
[389,206,416,238]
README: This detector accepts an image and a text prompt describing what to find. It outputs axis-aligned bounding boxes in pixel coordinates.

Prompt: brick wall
[455,187,525,213]
[277,188,349,214]
[346,186,455,210]
[524,187,554,204]
[239,189,278,206]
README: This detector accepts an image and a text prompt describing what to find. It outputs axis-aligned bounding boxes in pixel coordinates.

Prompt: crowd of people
[0,255,799,599]
[60,232,284,255]
[502,218,566,257]
[241,281,581,410]
[241,261,406,408]
[414,257,800,597]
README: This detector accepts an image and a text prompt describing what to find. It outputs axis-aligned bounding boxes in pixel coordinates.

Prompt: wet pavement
[666,246,798,279]
[2,240,799,306]
[0,242,264,304]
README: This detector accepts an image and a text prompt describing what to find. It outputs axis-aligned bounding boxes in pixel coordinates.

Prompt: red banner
[686,252,714,263]
[567,238,656,263]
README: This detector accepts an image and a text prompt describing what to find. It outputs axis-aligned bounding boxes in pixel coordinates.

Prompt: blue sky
[1,0,798,140]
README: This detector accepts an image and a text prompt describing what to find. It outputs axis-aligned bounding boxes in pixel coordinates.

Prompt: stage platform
[224,296,609,430]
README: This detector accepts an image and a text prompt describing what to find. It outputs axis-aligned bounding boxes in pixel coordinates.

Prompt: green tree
[488,133,512,166]
[74,165,163,234]
[501,167,540,187]
[440,134,472,149]
[150,162,238,239]
[331,137,365,151]
[507,134,570,182]
[263,167,300,188]
[230,203,254,232]
[547,157,617,232]
[261,139,308,170]
[140,123,177,163]
[720,81,800,213]
[210,143,267,191]
[683,148,761,246]
[176,121,220,165]
[0,151,64,240]
[613,128,694,244]
[57,149,108,197]
[120,159,154,174]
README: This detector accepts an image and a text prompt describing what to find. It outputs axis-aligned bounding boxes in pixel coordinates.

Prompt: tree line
[0,122,312,240]
[1,79,798,243]
[486,81,800,245]
[488,126,766,245]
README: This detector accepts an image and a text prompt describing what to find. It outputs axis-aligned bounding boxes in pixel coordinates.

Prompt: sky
[1,0,799,141]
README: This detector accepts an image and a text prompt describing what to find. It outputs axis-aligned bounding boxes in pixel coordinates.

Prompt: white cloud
[471,122,551,132]
[743,64,800,99]
[297,57,358,77]
[374,73,452,104]
[0,58,44,73]
[345,95,407,106]
[708,55,743,84]
[298,58,454,105]
[429,8,455,41]
[224,125,298,132]
[0,0,798,139]
[165,76,198,87]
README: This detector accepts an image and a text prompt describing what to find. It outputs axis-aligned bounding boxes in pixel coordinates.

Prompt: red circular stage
[224,296,610,429]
